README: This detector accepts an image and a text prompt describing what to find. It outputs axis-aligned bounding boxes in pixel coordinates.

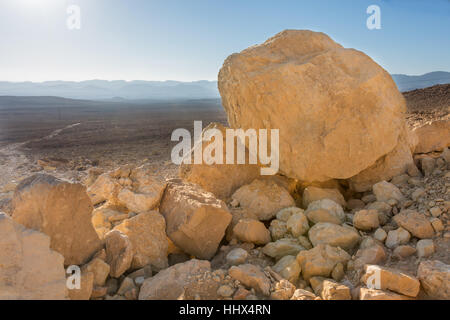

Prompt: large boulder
[179,122,261,200]
[0,213,67,299]
[231,179,295,220]
[218,29,406,182]
[11,174,102,266]
[413,120,450,153]
[159,181,232,259]
[138,259,219,300]
[113,211,168,270]
[348,127,416,192]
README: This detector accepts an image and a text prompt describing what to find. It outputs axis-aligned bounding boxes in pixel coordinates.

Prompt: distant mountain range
[0,72,448,100]
[391,71,450,92]
[0,80,219,101]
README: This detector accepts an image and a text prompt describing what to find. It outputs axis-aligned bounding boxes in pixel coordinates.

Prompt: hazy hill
[392,71,450,92]
[0,80,219,100]
[0,72,448,100]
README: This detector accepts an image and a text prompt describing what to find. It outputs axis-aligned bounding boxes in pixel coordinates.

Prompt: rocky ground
[0,30,449,300]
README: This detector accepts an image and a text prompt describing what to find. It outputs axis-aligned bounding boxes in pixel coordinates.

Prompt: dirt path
[0,123,82,198]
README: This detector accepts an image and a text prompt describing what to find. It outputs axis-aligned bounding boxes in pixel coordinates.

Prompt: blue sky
[0,0,449,82]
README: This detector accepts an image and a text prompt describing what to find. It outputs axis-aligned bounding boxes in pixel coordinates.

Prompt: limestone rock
[68,271,94,300]
[105,230,134,278]
[226,248,248,265]
[372,181,404,203]
[11,174,102,266]
[286,208,310,236]
[385,227,411,249]
[359,288,414,300]
[262,238,305,260]
[82,258,110,287]
[233,219,271,245]
[353,209,380,231]
[361,265,420,297]
[270,279,296,300]
[87,173,121,205]
[416,239,435,258]
[218,30,406,182]
[353,241,386,270]
[290,288,319,300]
[228,264,271,296]
[393,245,416,259]
[231,179,295,220]
[296,244,351,281]
[305,199,345,225]
[393,210,434,239]
[269,219,288,241]
[272,255,301,283]
[348,128,415,192]
[160,181,231,259]
[413,120,450,153]
[179,122,261,200]
[0,213,67,300]
[139,259,219,300]
[114,211,168,270]
[417,260,450,300]
[302,187,346,208]
[308,223,361,251]
[311,278,351,300]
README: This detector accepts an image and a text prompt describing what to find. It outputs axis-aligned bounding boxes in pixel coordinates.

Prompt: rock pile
[1,29,448,301]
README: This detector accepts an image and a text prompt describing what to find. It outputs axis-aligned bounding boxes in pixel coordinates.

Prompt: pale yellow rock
[416,239,434,258]
[308,222,361,251]
[290,288,320,300]
[87,173,122,205]
[305,199,345,225]
[138,260,219,300]
[270,279,296,300]
[269,219,288,241]
[296,244,351,281]
[417,260,450,300]
[262,238,305,260]
[179,122,261,200]
[302,187,346,208]
[311,278,351,300]
[233,218,271,245]
[359,288,415,300]
[228,264,271,296]
[348,127,415,192]
[394,210,434,239]
[82,258,110,287]
[0,213,68,300]
[218,29,406,182]
[286,209,310,236]
[231,179,295,220]
[272,255,301,283]
[361,265,420,297]
[114,211,168,270]
[91,206,124,239]
[68,271,94,300]
[105,230,133,278]
[353,209,380,231]
[413,119,450,153]
[11,174,102,266]
[160,181,231,259]
[372,180,404,202]
[385,227,411,249]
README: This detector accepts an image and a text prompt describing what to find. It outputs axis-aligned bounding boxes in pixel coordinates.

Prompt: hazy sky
[1,0,449,82]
